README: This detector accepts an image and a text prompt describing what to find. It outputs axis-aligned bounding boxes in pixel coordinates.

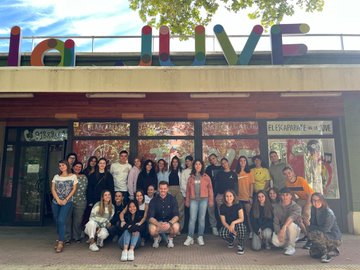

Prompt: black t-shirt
[215,170,238,195]
[220,203,243,225]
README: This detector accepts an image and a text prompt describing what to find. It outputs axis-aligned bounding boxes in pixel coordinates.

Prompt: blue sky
[0,0,359,52]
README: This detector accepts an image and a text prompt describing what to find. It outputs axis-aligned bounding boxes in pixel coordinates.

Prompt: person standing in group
[86,158,114,223]
[84,190,114,252]
[66,152,78,170]
[306,193,342,263]
[180,155,193,231]
[136,159,158,195]
[236,155,255,238]
[184,159,214,246]
[250,190,274,251]
[83,156,98,179]
[65,161,88,245]
[119,200,144,262]
[127,157,142,200]
[251,155,271,194]
[107,191,127,242]
[205,153,222,236]
[269,151,287,190]
[215,158,238,213]
[272,187,302,256]
[219,190,247,255]
[157,159,169,185]
[167,156,184,232]
[110,150,132,203]
[51,160,78,253]
[148,181,180,248]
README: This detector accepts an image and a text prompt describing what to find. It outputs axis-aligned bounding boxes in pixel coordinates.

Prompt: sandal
[56,241,64,253]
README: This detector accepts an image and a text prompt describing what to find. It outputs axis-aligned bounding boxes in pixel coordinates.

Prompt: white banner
[267,121,333,136]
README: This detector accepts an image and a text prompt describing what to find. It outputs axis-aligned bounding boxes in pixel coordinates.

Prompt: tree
[129,0,324,36]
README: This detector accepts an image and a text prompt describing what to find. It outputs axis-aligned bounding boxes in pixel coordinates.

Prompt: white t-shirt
[52,174,78,201]
[110,162,132,192]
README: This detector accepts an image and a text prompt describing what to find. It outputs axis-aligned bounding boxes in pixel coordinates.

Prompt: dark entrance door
[0,128,66,225]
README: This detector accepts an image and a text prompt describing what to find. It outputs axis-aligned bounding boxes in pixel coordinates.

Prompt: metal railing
[0,33,359,53]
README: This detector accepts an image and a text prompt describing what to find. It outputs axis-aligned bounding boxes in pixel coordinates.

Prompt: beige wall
[1,65,360,93]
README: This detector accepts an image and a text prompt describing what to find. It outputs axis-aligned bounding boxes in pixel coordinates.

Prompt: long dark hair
[251,190,273,219]
[140,159,157,178]
[311,192,329,209]
[236,155,251,174]
[190,159,205,176]
[170,156,182,172]
[95,157,110,179]
[135,189,145,204]
[84,156,98,174]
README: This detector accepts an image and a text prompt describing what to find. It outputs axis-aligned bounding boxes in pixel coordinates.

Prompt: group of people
[50,150,342,264]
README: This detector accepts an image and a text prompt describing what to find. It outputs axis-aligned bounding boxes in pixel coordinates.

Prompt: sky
[0,0,359,53]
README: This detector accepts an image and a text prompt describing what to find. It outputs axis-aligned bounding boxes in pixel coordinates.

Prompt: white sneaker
[212,227,219,236]
[89,243,99,252]
[197,236,205,246]
[127,250,134,261]
[249,232,253,239]
[284,246,296,256]
[120,250,128,261]
[152,236,161,248]
[167,238,174,248]
[184,236,194,246]
[96,237,104,247]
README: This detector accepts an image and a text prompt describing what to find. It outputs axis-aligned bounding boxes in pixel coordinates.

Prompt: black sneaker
[321,254,332,263]
[302,240,312,250]
[237,245,244,255]
[64,240,71,245]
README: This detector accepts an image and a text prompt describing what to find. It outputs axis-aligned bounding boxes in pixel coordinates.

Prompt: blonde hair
[98,190,113,217]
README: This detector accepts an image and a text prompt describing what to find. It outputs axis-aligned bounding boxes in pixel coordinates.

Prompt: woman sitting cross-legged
[219,189,247,255]
[250,190,274,250]
[119,200,144,262]
[84,190,114,252]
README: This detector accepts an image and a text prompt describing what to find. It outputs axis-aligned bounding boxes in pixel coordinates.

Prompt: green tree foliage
[129,0,324,36]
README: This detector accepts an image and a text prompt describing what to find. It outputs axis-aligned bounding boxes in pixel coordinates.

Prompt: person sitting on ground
[134,190,148,246]
[84,190,114,252]
[148,181,180,248]
[107,191,126,242]
[184,159,214,246]
[219,190,247,255]
[272,187,302,256]
[268,187,280,205]
[119,200,144,262]
[250,190,274,251]
[145,184,156,204]
[306,192,342,263]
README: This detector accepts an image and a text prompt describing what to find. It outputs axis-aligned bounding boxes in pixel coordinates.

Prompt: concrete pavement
[0,226,359,270]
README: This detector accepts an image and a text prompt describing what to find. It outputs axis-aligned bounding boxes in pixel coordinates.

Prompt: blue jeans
[188,199,208,237]
[118,230,141,249]
[52,201,73,241]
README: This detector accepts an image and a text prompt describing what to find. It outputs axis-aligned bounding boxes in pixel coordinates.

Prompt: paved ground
[0,226,359,270]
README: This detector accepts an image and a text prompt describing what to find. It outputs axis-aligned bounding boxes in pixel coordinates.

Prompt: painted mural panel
[73,140,130,165]
[268,138,340,199]
[202,139,260,169]
[202,121,259,136]
[138,122,194,136]
[138,139,194,165]
[73,122,130,137]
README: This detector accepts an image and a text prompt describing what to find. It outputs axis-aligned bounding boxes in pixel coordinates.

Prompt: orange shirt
[237,171,255,201]
[286,176,314,200]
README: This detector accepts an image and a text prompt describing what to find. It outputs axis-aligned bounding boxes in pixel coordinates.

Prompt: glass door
[15,146,47,224]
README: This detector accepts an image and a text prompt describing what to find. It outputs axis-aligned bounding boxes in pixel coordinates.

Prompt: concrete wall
[343,94,360,234]
[1,65,360,93]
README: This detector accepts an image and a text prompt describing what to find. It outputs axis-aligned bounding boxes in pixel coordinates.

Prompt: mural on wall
[138,139,194,165]
[268,138,340,199]
[73,140,130,165]
[139,121,194,136]
[73,122,130,137]
[203,139,260,169]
